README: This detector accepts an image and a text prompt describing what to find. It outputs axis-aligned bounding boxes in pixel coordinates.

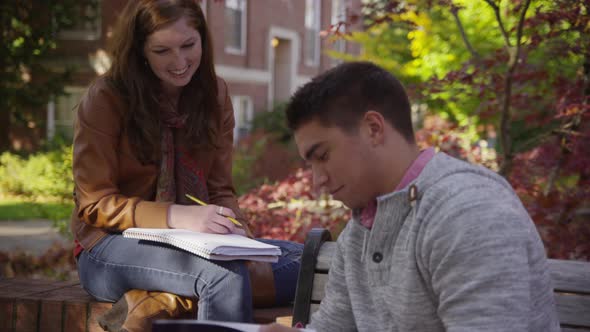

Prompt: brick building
[47,0,362,143]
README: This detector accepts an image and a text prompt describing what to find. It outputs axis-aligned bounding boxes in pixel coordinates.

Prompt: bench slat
[309,272,590,327]
[311,273,328,302]
[548,259,590,294]
[316,242,336,271]
[555,293,590,327]
[562,328,590,332]
[318,247,590,290]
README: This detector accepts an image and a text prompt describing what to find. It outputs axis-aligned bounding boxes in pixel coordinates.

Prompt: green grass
[0,198,74,221]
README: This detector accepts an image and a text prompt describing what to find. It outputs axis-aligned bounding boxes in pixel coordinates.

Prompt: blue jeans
[77,234,302,322]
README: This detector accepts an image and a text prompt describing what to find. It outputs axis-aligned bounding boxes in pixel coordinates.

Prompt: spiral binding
[125,231,212,258]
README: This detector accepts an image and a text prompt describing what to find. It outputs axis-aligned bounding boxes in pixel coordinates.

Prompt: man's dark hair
[286,61,415,143]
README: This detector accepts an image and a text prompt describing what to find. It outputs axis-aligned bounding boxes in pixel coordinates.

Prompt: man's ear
[362,110,385,146]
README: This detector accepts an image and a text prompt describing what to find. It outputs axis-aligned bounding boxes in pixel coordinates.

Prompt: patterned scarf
[155,100,209,204]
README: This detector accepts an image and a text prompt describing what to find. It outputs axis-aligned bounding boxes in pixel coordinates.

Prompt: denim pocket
[87,234,116,259]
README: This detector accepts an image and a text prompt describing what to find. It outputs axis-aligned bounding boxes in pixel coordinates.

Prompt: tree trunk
[0,54,9,151]
[0,109,9,151]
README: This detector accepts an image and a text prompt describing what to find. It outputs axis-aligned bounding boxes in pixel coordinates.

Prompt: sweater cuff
[135,201,172,228]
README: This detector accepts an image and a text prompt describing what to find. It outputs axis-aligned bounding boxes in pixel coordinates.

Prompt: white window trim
[304,0,321,67]
[225,0,247,55]
[47,86,87,139]
[231,95,254,143]
[216,65,270,84]
[58,2,102,41]
[331,0,348,65]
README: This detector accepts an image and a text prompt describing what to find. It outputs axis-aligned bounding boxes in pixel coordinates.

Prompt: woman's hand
[168,204,245,235]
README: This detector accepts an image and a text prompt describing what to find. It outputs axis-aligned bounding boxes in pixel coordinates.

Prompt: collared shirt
[360,147,436,229]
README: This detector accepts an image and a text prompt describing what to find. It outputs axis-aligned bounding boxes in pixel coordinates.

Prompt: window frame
[304,0,321,67]
[57,1,102,41]
[331,0,347,65]
[231,95,254,143]
[224,0,248,55]
[48,86,87,139]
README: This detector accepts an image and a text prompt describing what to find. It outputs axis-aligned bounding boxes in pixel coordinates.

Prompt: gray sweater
[309,153,560,332]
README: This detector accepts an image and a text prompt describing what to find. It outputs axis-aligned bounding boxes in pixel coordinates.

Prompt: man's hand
[259,323,301,332]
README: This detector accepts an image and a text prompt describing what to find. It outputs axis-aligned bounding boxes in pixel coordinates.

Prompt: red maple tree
[242,0,589,260]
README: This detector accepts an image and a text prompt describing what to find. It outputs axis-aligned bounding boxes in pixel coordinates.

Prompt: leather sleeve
[72,80,171,232]
[207,78,251,233]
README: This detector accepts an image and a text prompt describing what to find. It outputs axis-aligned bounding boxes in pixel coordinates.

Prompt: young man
[262,62,559,331]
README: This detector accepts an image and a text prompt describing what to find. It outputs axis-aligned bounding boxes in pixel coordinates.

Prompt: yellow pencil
[185,194,243,228]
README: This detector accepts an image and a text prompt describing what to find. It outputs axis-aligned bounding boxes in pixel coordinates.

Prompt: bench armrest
[292,228,333,327]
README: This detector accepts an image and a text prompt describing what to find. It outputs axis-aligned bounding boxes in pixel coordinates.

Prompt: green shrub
[0,153,26,195]
[251,102,292,143]
[233,103,303,195]
[0,145,73,200]
[233,134,268,195]
[232,129,302,196]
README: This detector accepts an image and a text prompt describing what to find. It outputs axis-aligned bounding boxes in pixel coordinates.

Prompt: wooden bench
[292,228,590,331]
[0,278,292,331]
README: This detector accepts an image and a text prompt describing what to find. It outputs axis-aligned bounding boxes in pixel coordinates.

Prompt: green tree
[0,1,98,151]
[331,0,589,258]
[340,0,587,174]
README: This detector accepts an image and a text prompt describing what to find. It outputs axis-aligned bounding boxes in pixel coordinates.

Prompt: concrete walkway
[0,219,69,256]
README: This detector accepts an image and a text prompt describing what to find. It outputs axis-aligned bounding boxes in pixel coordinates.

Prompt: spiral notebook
[153,319,316,332]
[123,228,281,262]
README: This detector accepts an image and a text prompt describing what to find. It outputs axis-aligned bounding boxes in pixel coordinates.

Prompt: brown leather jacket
[71,76,248,251]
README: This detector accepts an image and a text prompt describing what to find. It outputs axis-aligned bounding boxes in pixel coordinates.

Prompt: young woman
[71,1,302,330]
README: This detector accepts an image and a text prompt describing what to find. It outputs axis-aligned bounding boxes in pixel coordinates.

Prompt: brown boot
[98,289,196,332]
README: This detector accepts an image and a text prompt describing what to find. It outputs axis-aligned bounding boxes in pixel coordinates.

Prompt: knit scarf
[155,100,209,205]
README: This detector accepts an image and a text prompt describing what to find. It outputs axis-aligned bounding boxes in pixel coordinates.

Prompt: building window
[231,95,253,143]
[331,0,347,65]
[225,0,247,54]
[48,86,87,140]
[304,0,320,66]
[58,1,102,41]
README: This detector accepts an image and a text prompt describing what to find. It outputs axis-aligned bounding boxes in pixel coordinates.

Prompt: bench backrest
[292,228,590,331]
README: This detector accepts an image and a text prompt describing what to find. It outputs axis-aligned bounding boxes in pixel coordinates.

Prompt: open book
[123,228,281,262]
